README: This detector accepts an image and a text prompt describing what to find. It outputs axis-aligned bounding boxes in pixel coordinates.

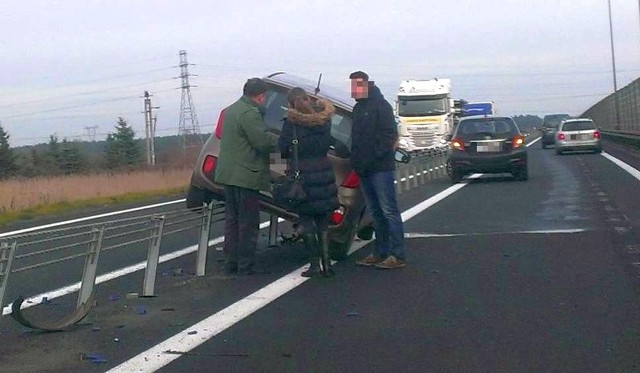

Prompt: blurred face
[351,79,368,99]
[253,92,267,106]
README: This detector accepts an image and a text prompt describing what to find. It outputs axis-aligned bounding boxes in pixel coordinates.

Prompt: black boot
[318,231,334,277]
[301,233,322,278]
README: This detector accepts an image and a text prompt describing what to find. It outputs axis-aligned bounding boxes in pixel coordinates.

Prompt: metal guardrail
[0,151,450,328]
[600,129,640,142]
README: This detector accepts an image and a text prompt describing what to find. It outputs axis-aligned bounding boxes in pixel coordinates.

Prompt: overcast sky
[1,0,639,146]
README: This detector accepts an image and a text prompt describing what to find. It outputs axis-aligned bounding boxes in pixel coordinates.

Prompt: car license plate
[570,134,578,140]
[581,134,591,140]
[477,142,501,152]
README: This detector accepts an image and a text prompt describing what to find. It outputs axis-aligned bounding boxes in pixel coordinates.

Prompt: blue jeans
[359,170,406,260]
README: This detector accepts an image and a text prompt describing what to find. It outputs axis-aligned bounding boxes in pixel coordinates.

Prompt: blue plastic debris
[84,353,108,364]
[91,326,101,332]
[41,297,50,304]
[136,306,146,315]
[346,311,359,317]
[109,295,121,301]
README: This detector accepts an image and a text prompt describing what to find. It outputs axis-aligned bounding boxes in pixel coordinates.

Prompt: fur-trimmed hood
[285,98,335,127]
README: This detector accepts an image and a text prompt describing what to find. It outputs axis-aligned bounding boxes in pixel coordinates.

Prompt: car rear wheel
[513,166,528,181]
[186,185,215,209]
[329,228,357,261]
[448,168,463,184]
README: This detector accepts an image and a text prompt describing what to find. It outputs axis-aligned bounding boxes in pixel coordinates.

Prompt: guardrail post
[195,203,213,277]
[411,163,419,188]
[418,155,426,185]
[77,226,105,309]
[0,241,17,311]
[142,215,166,295]
[268,214,279,247]
[403,165,411,192]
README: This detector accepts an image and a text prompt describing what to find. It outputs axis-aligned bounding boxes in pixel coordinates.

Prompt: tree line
[0,118,207,180]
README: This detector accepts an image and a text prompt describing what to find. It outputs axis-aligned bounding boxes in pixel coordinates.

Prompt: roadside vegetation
[0,118,202,227]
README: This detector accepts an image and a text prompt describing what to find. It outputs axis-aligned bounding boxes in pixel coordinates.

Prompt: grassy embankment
[0,168,192,227]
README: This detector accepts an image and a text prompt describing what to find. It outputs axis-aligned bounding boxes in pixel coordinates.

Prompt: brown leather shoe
[374,255,406,269]
[355,253,382,267]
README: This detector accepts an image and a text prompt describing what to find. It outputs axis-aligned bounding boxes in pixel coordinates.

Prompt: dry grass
[0,167,193,215]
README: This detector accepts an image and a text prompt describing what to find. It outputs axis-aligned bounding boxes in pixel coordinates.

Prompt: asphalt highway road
[1,137,639,373]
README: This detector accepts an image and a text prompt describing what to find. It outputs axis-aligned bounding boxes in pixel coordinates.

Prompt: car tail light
[214,109,227,139]
[593,131,601,139]
[202,155,217,175]
[512,135,525,148]
[329,208,345,225]
[557,133,565,141]
[450,138,465,151]
[341,171,360,188]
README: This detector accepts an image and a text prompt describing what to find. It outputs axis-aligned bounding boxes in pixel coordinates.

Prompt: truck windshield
[397,97,448,117]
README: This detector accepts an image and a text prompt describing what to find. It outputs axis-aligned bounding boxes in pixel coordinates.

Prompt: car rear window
[543,114,571,128]
[262,86,353,153]
[456,118,519,140]
[561,121,596,131]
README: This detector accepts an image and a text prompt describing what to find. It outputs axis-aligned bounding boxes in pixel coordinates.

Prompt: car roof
[561,118,593,123]
[263,72,354,112]
[543,113,571,118]
[459,115,514,121]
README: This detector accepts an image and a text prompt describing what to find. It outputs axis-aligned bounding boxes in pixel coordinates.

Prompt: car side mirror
[394,148,411,163]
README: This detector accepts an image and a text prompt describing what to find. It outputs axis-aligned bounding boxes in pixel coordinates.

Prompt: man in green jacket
[215,78,278,275]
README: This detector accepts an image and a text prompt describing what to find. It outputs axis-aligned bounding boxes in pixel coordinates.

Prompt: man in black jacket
[349,71,406,269]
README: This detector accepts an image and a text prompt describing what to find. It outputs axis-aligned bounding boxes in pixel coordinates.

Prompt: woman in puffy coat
[278,87,339,277]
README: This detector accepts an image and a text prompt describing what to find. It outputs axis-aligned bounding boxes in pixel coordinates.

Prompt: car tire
[448,169,463,184]
[185,185,214,209]
[555,149,563,155]
[513,166,528,181]
[329,228,357,261]
[356,224,374,240]
[595,148,602,154]
[541,142,547,149]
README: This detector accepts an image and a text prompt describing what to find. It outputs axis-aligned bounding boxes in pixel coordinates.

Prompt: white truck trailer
[395,78,454,151]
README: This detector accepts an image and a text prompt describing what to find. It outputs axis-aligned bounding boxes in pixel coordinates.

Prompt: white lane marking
[107,182,472,372]
[601,152,640,181]
[405,229,586,238]
[0,199,186,239]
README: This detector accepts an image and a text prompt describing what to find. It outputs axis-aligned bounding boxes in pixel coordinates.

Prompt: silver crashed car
[185,72,409,260]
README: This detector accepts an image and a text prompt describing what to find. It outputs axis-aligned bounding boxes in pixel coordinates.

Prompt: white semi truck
[395,78,454,151]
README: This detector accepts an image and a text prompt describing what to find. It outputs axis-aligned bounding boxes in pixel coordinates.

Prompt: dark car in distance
[185,72,409,261]
[446,115,528,183]
[541,113,571,148]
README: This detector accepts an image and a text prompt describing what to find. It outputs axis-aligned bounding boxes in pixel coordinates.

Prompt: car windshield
[397,95,448,116]
[543,114,571,128]
[456,118,518,140]
[562,121,596,131]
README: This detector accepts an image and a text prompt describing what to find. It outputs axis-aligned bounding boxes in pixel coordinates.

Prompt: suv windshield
[562,121,596,131]
[456,118,519,140]
[543,114,571,128]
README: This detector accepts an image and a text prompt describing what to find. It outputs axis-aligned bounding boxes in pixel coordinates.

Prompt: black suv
[540,113,571,148]
[446,115,528,183]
